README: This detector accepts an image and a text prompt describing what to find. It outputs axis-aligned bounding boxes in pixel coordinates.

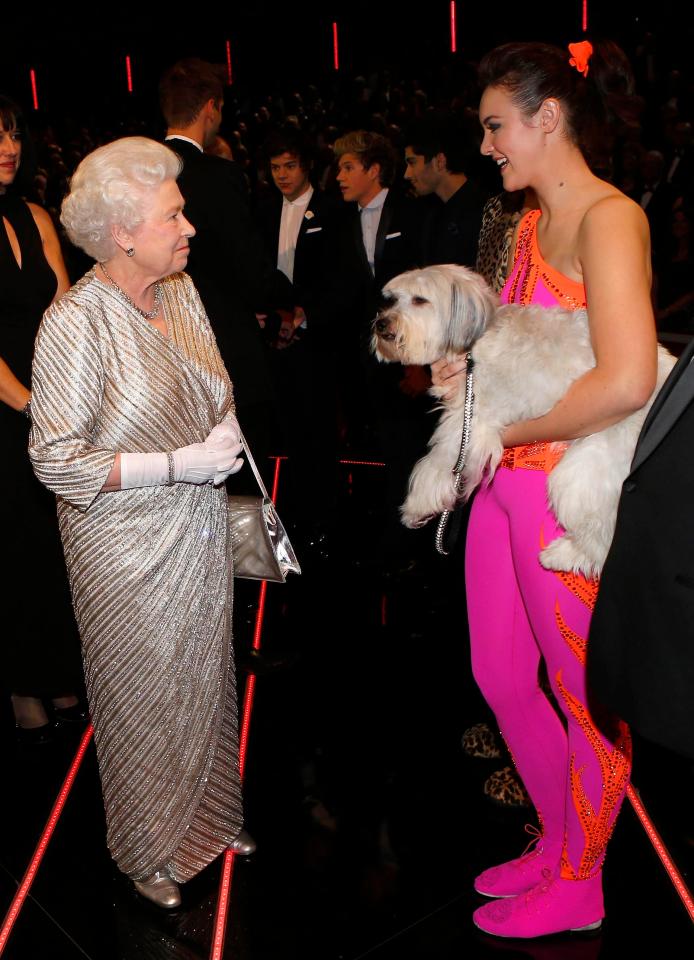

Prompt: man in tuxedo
[159,58,278,477]
[255,126,341,547]
[256,126,338,353]
[333,130,428,569]
[403,114,486,268]
[589,340,694,762]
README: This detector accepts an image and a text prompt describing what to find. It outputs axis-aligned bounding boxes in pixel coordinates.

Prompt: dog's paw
[400,503,434,529]
[538,536,600,579]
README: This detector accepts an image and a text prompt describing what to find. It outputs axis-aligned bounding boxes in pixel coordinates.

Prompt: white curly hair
[60,137,183,261]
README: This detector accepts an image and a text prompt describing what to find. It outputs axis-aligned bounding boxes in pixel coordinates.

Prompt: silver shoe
[133,870,181,908]
[228,829,256,856]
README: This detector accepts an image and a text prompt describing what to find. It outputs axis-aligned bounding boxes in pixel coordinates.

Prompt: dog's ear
[445,267,497,353]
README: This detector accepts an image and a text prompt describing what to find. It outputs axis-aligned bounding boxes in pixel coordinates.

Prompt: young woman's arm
[29,203,70,300]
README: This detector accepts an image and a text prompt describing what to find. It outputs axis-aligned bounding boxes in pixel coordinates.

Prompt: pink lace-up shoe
[474,827,562,898]
[473,873,604,938]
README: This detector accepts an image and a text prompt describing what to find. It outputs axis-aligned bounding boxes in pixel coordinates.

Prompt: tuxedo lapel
[296,191,318,242]
[269,194,283,264]
[374,198,394,274]
[631,338,694,472]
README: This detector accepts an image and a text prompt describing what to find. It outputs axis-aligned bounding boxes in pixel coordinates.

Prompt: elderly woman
[29,137,255,909]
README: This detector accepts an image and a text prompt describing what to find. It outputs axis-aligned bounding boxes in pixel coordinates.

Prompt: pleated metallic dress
[29,269,244,882]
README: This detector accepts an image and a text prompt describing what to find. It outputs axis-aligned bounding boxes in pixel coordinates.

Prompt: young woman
[434,41,656,938]
[0,96,85,742]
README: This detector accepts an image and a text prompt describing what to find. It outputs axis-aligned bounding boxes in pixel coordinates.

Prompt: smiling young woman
[433,41,656,939]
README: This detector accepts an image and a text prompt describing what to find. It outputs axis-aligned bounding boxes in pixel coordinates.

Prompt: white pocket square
[305,227,322,234]
[385,232,402,240]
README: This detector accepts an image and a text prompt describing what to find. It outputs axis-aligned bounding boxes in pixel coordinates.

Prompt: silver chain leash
[434,352,475,556]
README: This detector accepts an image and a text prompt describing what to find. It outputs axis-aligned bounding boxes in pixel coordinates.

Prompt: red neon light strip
[29,70,38,111]
[626,784,694,921]
[582,0,588,32]
[225,41,233,85]
[450,2,457,54]
[269,455,282,502]
[210,457,283,959]
[333,22,339,71]
[339,458,386,467]
[0,724,93,955]
[125,56,133,94]
[252,582,268,652]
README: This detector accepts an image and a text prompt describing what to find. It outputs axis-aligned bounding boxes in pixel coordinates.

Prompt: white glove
[204,418,241,450]
[172,440,243,485]
[120,436,243,490]
[201,420,244,484]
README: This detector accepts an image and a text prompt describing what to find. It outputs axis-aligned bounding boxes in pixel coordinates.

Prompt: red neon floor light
[0,724,94,955]
[125,56,133,94]
[582,0,588,32]
[626,784,694,921]
[333,22,339,71]
[450,2,457,54]
[210,456,283,959]
[2,455,693,954]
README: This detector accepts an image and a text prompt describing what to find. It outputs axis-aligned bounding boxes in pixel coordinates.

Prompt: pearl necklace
[99,264,163,321]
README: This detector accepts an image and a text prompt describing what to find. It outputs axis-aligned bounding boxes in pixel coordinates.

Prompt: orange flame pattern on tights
[556,670,632,880]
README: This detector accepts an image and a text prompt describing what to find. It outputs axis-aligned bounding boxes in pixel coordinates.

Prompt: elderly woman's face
[0,123,21,191]
[129,179,195,279]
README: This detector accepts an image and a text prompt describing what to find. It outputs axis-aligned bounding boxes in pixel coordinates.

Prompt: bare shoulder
[580,191,649,241]
[26,202,58,239]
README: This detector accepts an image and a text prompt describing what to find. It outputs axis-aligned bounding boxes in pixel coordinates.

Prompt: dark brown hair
[263,126,314,172]
[0,95,37,195]
[479,40,639,170]
[159,58,226,128]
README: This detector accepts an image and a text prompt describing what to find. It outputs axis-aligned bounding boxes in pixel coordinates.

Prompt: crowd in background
[19,55,694,337]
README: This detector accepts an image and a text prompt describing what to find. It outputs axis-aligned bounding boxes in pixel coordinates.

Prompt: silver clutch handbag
[228,432,301,582]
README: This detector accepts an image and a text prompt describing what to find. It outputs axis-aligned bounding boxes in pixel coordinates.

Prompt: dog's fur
[373,264,675,577]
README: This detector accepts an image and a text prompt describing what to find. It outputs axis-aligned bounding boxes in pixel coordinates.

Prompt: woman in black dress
[0,96,83,742]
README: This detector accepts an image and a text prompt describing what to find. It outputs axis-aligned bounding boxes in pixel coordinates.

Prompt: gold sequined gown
[29,269,244,882]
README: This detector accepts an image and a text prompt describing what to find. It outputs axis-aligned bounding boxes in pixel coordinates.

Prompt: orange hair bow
[568,40,593,77]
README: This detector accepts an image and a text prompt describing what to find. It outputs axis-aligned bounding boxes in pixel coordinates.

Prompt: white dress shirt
[278,186,313,283]
[359,188,389,275]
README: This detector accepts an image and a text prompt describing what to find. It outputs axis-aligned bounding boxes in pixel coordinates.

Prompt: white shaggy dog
[373,263,675,577]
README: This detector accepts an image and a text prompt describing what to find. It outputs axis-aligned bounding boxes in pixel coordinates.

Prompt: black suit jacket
[255,187,340,346]
[333,189,426,421]
[165,137,273,407]
[335,188,424,337]
[420,179,487,268]
[589,338,694,759]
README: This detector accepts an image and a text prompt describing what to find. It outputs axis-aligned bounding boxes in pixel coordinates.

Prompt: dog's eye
[412,296,430,306]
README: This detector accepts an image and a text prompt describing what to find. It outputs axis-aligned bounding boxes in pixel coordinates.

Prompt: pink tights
[465,467,631,879]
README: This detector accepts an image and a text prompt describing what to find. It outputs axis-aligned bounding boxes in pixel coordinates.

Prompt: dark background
[2,2,689,126]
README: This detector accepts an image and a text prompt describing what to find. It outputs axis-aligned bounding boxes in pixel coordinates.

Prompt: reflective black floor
[1,462,693,958]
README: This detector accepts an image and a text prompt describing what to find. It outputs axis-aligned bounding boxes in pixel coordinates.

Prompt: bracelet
[21,399,32,420]
[166,452,175,486]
